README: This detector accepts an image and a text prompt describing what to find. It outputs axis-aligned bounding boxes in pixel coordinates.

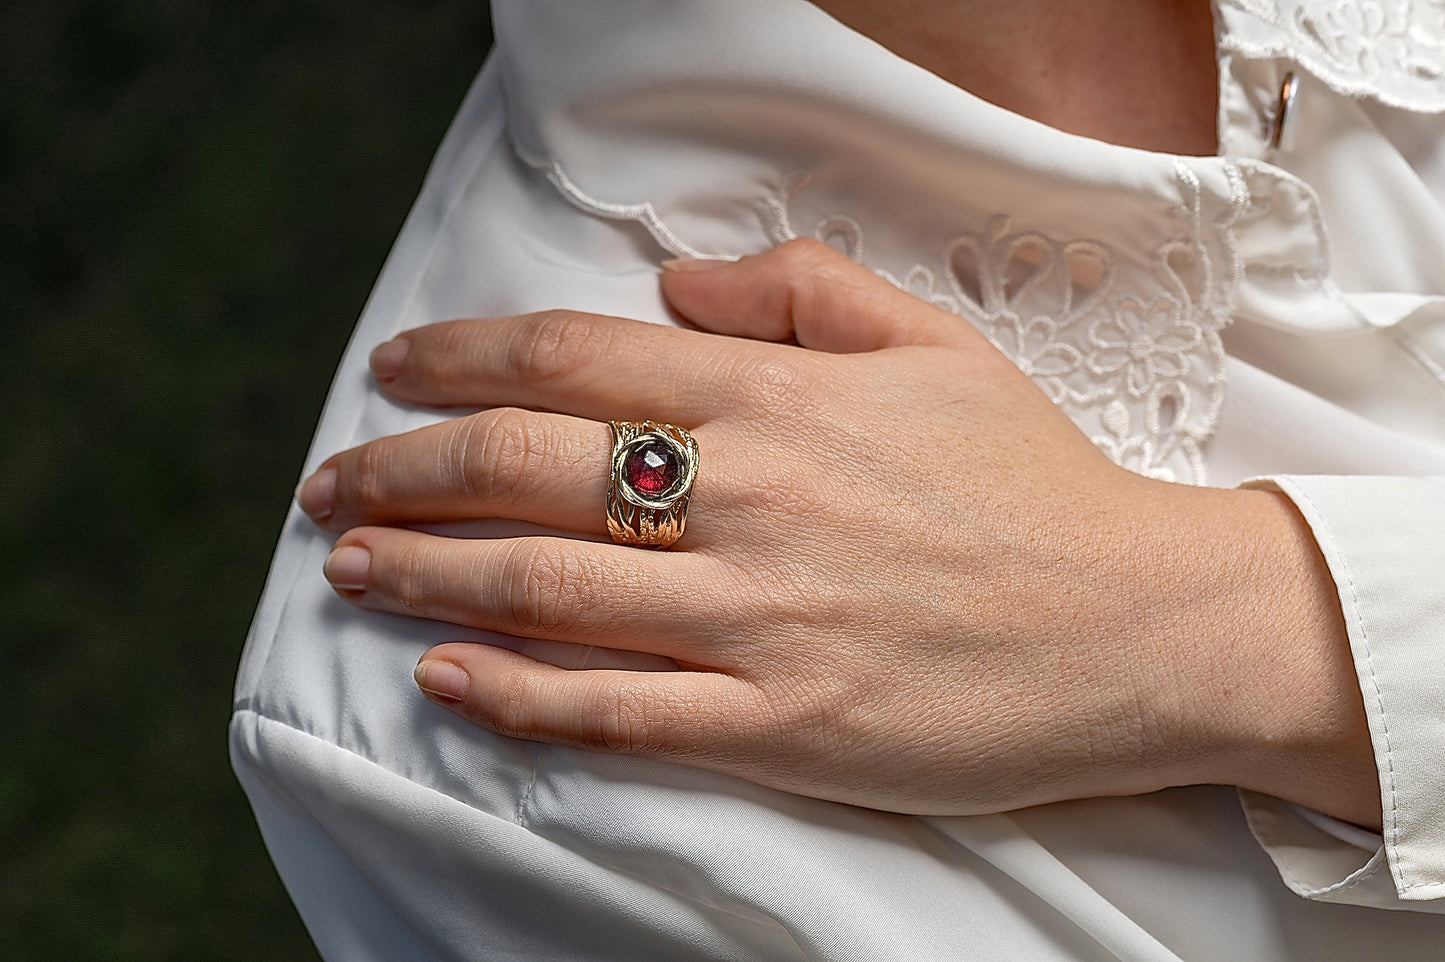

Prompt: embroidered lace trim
[758,165,1249,484]
[1220,0,1445,112]
[517,141,1252,484]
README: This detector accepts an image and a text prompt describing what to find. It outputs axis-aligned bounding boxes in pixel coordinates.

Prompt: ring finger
[300,407,620,536]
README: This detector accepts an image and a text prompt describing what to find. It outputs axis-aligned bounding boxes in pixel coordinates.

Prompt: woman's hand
[298,239,1378,825]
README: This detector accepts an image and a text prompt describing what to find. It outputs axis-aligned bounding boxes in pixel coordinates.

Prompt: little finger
[414,641,772,762]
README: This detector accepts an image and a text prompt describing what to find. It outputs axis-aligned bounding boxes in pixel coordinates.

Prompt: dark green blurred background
[2,2,494,957]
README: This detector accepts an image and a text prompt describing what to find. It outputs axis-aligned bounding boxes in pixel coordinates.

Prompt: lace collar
[490,0,1424,483]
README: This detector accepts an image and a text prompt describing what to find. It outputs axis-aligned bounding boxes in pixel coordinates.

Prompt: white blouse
[233,1,1445,958]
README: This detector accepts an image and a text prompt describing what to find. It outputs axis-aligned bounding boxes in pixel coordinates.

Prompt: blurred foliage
[0,1,493,957]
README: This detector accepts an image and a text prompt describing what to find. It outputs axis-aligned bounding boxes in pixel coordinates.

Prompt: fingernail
[323,544,371,591]
[660,257,734,272]
[415,659,469,702]
[370,338,410,381]
[296,467,337,521]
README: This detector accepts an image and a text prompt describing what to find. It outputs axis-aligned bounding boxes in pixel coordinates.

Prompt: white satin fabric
[233,1,1445,958]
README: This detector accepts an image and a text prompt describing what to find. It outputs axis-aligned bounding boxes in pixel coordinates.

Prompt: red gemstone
[623,439,680,498]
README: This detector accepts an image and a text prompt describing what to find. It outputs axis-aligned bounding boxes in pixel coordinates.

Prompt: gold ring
[606,420,699,548]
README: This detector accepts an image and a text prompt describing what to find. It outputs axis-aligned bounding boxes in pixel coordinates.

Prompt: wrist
[1133,483,1380,829]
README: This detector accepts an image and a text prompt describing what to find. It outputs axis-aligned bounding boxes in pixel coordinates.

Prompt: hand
[298,240,1378,825]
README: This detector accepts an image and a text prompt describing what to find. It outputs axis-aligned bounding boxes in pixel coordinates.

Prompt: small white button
[1270,71,1299,153]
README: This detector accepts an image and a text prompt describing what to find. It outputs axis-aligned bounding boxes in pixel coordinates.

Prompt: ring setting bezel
[606,420,699,548]
[613,431,696,510]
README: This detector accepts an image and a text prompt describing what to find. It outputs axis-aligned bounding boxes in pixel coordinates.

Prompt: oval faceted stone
[622,438,681,498]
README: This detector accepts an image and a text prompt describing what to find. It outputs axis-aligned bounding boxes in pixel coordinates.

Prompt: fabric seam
[1393,330,1445,399]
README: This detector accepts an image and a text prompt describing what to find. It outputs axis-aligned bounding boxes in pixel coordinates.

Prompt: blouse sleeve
[1239,474,1445,911]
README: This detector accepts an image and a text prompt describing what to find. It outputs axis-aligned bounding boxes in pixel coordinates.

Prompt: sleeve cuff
[1239,475,1445,908]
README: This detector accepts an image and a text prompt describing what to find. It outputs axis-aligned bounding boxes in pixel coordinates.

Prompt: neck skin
[811,0,1220,156]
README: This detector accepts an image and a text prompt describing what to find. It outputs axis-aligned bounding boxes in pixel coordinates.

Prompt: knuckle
[776,240,843,312]
[773,236,839,272]
[506,311,598,384]
[458,408,541,504]
[767,674,860,750]
[387,538,439,615]
[504,541,595,635]
[726,354,818,415]
[490,665,536,737]
[349,442,392,507]
[587,680,662,754]
[427,321,487,381]
[722,436,841,527]
[730,469,821,521]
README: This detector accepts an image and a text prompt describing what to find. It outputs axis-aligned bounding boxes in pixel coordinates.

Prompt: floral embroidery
[762,164,1247,484]
[989,311,1084,382]
[1087,297,1204,399]
[1221,0,1445,111]
[1297,2,1408,78]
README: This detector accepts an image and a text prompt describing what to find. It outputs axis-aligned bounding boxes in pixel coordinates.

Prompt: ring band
[606,420,699,548]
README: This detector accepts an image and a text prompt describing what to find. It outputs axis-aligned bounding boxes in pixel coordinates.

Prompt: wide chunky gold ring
[606,420,699,548]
